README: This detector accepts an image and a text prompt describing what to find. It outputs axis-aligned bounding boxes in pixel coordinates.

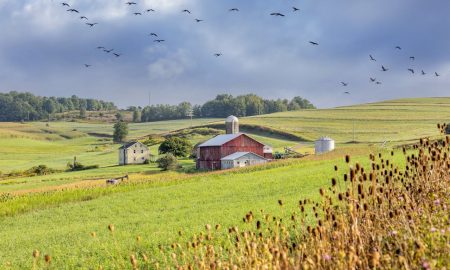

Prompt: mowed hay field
[242,97,450,143]
[0,147,406,269]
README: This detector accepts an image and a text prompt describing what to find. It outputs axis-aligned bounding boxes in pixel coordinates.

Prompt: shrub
[26,165,56,176]
[156,154,178,171]
[158,137,192,157]
[66,161,99,172]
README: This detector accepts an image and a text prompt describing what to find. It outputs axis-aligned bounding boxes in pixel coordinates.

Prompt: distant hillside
[0,91,116,122]
[239,97,450,144]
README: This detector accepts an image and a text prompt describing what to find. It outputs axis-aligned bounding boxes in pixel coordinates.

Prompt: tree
[113,121,128,143]
[115,112,124,121]
[158,137,192,157]
[132,109,141,123]
[446,123,450,134]
[79,105,86,119]
[156,153,178,171]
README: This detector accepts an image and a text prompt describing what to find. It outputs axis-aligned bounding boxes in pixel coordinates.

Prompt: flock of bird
[58,1,443,94]
[340,47,442,95]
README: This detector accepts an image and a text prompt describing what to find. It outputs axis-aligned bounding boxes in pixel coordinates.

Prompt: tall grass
[144,128,450,269]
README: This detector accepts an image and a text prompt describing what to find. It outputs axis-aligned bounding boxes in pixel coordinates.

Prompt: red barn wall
[196,134,265,170]
[220,135,264,157]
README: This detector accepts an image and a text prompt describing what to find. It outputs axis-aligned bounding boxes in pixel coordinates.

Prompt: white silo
[315,137,335,154]
[225,115,239,134]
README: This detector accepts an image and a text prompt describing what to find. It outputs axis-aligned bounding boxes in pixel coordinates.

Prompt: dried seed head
[44,254,51,264]
[108,224,115,233]
[32,250,40,258]
[331,178,337,186]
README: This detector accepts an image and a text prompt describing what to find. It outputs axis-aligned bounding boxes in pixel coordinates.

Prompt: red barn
[196,133,272,170]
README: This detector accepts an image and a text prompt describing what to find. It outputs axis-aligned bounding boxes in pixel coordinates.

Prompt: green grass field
[0,97,448,268]
[0,146,405,269]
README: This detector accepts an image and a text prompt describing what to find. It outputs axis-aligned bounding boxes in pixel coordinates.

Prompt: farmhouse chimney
[225,115,239,134]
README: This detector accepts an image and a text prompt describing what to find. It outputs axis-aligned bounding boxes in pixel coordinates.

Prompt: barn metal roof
[198,133,243,147]
[221,152,267,161]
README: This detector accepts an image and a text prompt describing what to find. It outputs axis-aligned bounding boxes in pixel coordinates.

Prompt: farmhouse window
[141,150,144,153]
[134,150,136,153]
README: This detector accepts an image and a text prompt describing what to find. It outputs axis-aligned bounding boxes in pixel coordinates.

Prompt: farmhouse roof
[119,141,146,149]
[198,133,243,147]
[221,152,267,161]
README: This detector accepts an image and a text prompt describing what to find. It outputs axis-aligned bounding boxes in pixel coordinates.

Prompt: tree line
[134,94,315,122]
[0,91,116,121]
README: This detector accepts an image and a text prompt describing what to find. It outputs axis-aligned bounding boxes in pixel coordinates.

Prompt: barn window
[133,150,136,154]
[141,150,144,154]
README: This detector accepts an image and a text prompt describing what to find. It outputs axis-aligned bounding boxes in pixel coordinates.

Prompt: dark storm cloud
[0,0,449,108]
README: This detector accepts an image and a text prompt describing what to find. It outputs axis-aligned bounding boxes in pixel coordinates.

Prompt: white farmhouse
[118,141,151,165]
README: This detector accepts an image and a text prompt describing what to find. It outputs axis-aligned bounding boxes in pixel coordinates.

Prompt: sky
[0,0,449,108]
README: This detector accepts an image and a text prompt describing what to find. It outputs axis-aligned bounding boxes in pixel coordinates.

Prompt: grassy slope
[0,119,221,173]
[0,147,407,269]
[242,97,450,143]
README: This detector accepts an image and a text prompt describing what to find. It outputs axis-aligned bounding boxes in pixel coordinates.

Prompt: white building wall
[119,143,151,165]
[221,154,267,169]
[315,138,335,154]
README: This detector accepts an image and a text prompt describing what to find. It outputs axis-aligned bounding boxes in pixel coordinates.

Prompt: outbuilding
[118,141,151,165]
[221,152,268,169]
[315,137,335,154]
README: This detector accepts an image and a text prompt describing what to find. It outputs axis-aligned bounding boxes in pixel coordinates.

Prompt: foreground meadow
[0,146,398,269]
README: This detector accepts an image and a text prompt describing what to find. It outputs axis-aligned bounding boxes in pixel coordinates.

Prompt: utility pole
[353,119,355,142]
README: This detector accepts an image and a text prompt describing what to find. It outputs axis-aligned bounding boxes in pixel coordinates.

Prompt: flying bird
[421,70,426,75]
[214,53,222,57]
[195,19,203,22]
[67,9,79,13]
[80,16,88,20]
[410,56,415,61]
[146,9,155,12]
[395,46,402,50]
[343,91,351,94]
[270,12,285,17]
[229,8,239,12]
[61,2,70,7]
[381,65,389,72]
[376,81,382,85]
[86,23,98,27]
[370,77,376,82]
[309,41,319,46]
[125,2,137,5]
[84,64,91,68]
[104,49,113,53]
[292,7,300,11]
[154,39,165,43]
[407,68,414,74]
[133,12,142,15]
[435,72,440,77]
[369,55,376,61]
[113,53,122,57]
[341,82,348,86]
[149,33,158,37]
[182,9,191,14]
[97,46,105,50]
